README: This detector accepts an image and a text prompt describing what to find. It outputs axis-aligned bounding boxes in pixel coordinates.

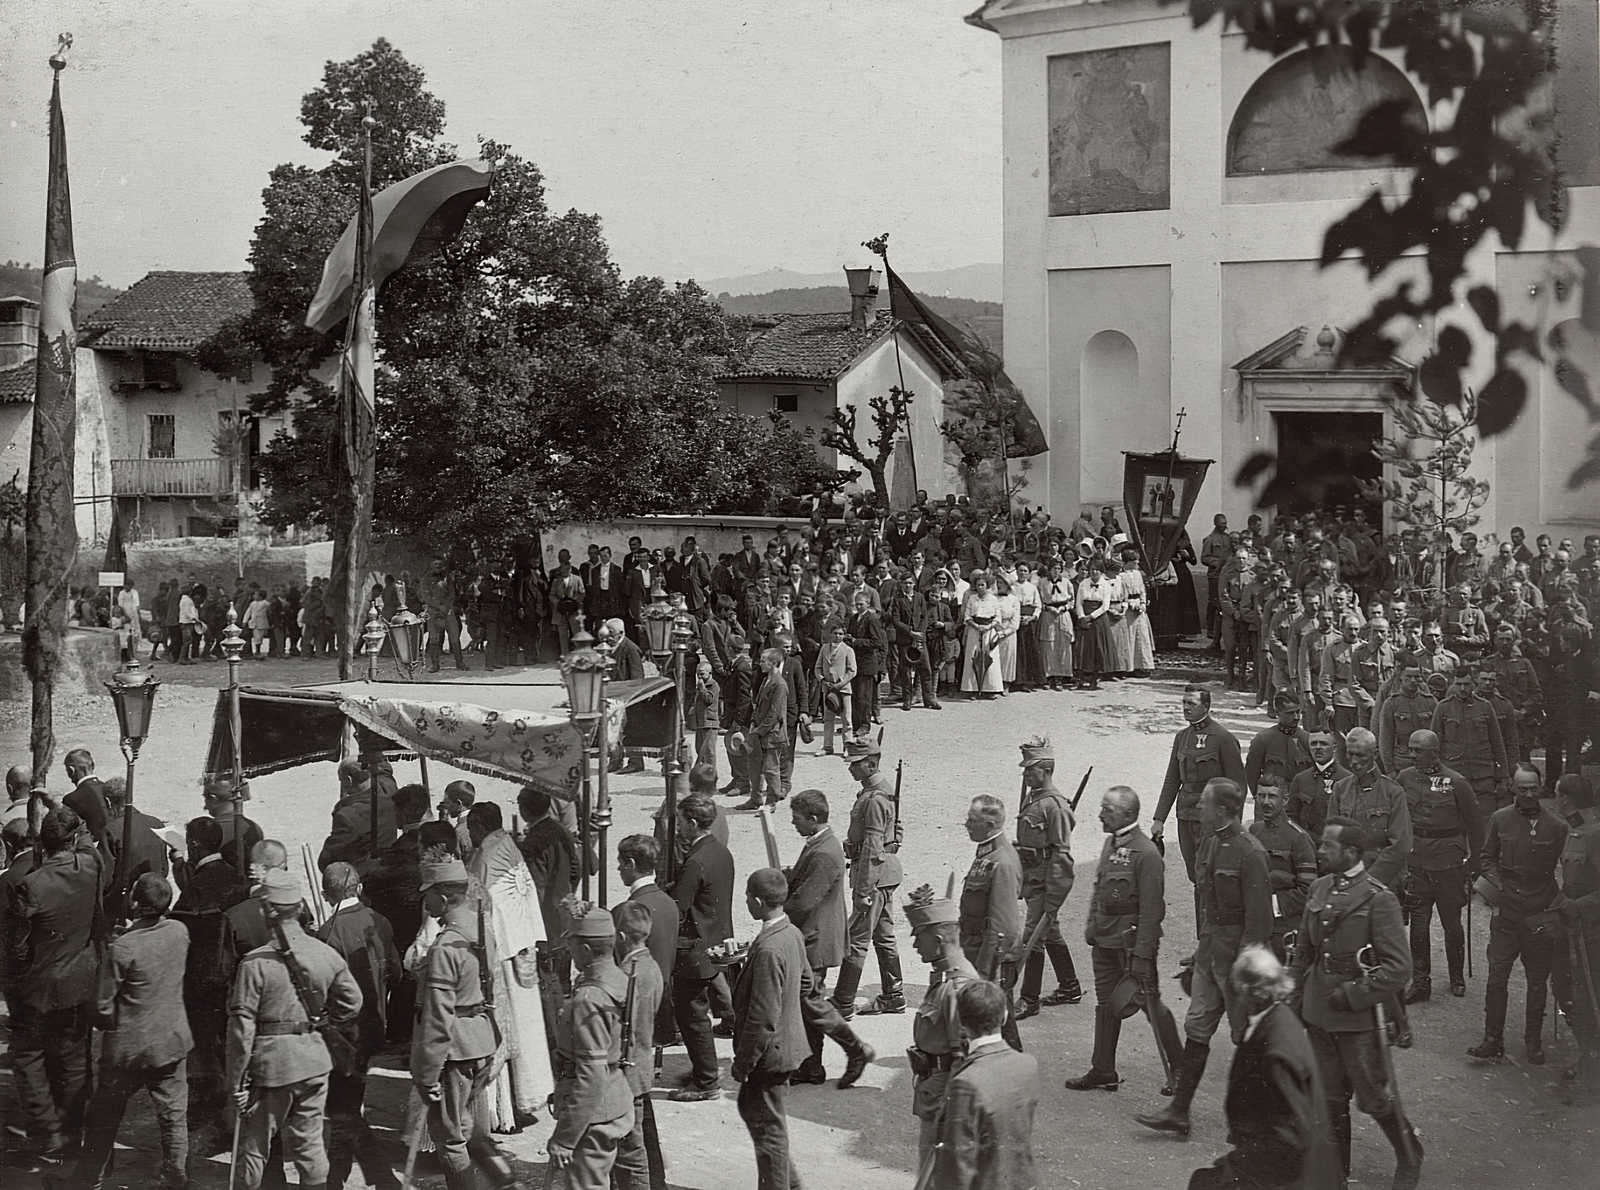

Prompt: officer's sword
[398,1087,425,1190]
[1358,944,1422,1166]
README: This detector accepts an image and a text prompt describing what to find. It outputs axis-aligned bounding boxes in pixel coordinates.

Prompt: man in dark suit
[1190,945,1341,1190]
[846,591,886,737]
[201,779,265,873]
[785,791,874,1088]
[175,816,250,913]
[7,806,106,1154]
[317,862,401,1190]
[732,867,812,1190]
[618,833,681,1039]
[732,534,765,595]
[667,794,735,1102]
[674,536,714,620]
[739,647,790,810]
[932,980,1040,1190]
[885,572,940,712]
[62,872,195,1190]
[318,759,398,876]
[61,747,112,856]
[101,776,170,910]
[582,545,626,625]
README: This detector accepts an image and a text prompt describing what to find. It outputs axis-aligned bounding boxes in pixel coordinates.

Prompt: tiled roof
[0,363,33,404]
[82,271,252,351]
[719,311,894,382]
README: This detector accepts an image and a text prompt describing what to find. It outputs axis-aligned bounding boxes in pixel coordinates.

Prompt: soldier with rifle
[611,899,665,1190]
[1007,737,1082,1019]
[548,899,634,1188]
[904,885,980,1169]
[830,738,904,1017]
[411,858,515,1190]
[225,869,362,1190]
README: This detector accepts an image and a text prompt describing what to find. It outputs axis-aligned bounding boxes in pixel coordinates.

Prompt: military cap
[563,901,619,939]
[1273,692,1301,712]
[904,884,959,932]
[258,868,305,907]
[1107,971,1147,1019]
[841,737,881,761]
[419,857,470,891]
[1019,735,1054,768]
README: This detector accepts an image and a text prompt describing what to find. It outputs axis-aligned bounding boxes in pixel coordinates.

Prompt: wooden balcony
[111,457,237,497]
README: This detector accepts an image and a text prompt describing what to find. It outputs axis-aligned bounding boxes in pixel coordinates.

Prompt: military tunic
[552,957,635,1186]
[1186,824,1273,1044]
[1377,690,1437,774]
[1480,805,1568,1044]
[959,834,1023,978]
[1014,783,1075,950]
[1244,724,1314,794]
[1431,695,1507,803]
[1397,763,1482,989]
[1328,772,1413,891]
[910,957,978,1160]
[613,946,666,1190]
[1155,719,1246,881]
[1248,817,1317,960]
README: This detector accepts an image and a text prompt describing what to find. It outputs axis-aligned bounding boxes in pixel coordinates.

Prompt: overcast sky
[0,0,1002,290]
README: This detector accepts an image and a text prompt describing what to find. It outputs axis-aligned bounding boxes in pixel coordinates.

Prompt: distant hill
[705,262,1002,303]
[717,287,1003,358]
[0,260,122,319]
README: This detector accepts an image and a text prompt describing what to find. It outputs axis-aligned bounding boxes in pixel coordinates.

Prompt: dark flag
[880,261,1048,457]
[102,498,126,576]
[1121,451,1213,575]
[306,156,494,679]
[24,39,79,779]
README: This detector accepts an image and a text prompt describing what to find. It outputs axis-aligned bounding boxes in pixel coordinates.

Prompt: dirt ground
[2,650,1595,1188]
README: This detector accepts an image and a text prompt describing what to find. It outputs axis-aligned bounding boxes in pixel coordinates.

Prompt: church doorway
[1272,411,1384,523]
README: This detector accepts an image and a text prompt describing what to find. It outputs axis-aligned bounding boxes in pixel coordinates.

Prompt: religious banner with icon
[1121,450,1213,574]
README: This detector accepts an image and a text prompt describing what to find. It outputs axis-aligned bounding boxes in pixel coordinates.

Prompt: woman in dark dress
[1152,529,1203,650]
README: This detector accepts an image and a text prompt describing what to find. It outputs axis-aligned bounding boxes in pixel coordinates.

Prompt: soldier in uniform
[611,900,664,1190]
[1556,774,1600,1091]
[1294,817,1424,1190]
[1432,667,1509,821]
[1153,684,1247,883]
[226,869,363,1190]
[1377,666,1438,775]
[930,981,1041,1190]
[830,739,904,1017]
[904,886,978,1164]
[1474,669,1521,785]
[1065,785,1183,1093]
[411,859,514,1190]
[1137,778,1271,1138]
[1287,730,1348,842]
[958,795,1022,980]
[1248,774,1317,965]
[1244,694,1314,794]
[548,899,635,1189]
[1396,730,1482,1003]
[1007,737,1082,1018]
[1329,728,1413,892]
[1468,762,1570,1066]
[1487,623,1542,760]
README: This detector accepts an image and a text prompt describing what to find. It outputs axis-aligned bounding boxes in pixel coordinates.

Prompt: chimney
[844,266,881,332]
[0,297,41,370]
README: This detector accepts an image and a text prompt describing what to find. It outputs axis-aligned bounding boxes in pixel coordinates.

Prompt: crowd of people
[82,574,339,665]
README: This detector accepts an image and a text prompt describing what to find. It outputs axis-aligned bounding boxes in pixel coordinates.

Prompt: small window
[147,414,176,459]
[774,393,799,413]
[142,355,179,388]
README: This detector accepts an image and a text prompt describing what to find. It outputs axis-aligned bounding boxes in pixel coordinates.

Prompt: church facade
[971,0,1600,538]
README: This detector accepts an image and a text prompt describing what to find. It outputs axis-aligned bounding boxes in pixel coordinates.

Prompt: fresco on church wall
[1047,43,1171,217]
[1227,46,1425,176]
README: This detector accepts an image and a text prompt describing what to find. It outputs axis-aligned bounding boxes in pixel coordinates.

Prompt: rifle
[475,901,501,1047]
[644,1047,669,1190]
[619,959,639,1069]
[270,917,361,1078]
[1466,871,1474,979]
[894,759,903,833]
[757,803,783,869]
[227,1068,251,1190]
[1069,766,1095,813]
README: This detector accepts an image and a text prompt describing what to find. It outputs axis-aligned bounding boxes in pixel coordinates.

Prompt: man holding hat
[1067,786,1184,1093]
[226,868,363,1190]
[411,858,514,1190]
[1007,736,1082,1020]
[905,884,980,1165]
[886,572,941,712]
[831,739,905,1018]
[548,898,634,1189]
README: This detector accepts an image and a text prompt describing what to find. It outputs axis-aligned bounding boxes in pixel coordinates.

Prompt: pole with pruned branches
[819,386,914,509]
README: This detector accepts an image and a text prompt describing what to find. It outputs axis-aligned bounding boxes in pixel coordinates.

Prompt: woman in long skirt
[1121,553,1156,675]
[994,574,1021,692]
[961,572,1004,697]
[1013,566,1046,691]
[1036,561,1075,688]
[1075,564,1111,690]
[930,568,964,694]
[1103,558,1133,676]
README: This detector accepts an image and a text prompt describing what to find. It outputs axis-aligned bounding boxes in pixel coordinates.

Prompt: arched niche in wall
[1080,330,1140,501]
[1227,45,1426,176]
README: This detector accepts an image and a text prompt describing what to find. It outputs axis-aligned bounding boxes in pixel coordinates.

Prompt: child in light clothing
[813,622,857,754]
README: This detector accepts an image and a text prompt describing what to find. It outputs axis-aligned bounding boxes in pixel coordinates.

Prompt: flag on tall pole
[24,34,79,781]
[329,110,377,681]
[305,140,494,680]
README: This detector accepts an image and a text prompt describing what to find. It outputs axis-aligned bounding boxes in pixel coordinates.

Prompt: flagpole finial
[862,233,890,260]
[50,33,72,72]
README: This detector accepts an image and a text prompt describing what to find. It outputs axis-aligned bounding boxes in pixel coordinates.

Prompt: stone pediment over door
[1233,324,1413,427]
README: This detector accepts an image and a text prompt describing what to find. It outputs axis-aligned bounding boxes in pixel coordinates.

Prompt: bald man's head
[251,839,288,871]
[5,765,30,800]
[1409,729,1441,765]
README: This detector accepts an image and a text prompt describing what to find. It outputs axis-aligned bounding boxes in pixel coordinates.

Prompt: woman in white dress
[1104,557,1133,676]
[960,572,1004,697]
[1120,549,1157,675]
[994,573,1021,691]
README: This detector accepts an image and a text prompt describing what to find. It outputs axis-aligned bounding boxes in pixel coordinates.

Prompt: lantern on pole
[385,608,426,682]
[361,601,387,681]
[561,618,606,900]
[105,658,161,918]
[220,605,250,870]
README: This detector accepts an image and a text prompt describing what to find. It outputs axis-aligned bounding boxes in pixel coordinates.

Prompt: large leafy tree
[200,39,818,555]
